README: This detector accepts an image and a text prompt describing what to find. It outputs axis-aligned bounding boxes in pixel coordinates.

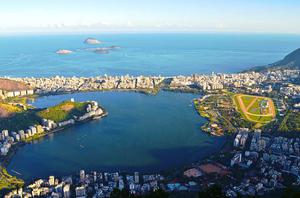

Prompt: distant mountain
[245,48,300,72]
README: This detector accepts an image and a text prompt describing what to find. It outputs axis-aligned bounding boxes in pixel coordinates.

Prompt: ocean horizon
[1,33,300,77]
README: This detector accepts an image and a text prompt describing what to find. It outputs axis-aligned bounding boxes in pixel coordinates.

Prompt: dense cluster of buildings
[0,89,34,99]
[169,70,300,93]
[7,70,299,98]
[0,125,44,156]
[12,75,165,94]
[226,130,300,197]
[5,170,165,198]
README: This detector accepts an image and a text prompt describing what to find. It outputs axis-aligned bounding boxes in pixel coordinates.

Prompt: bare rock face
[84,38,102,45]
[56,49,73,55]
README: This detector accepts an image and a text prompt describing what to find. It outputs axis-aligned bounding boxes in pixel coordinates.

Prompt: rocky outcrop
[56,49,73,55]
[84,38,101,45]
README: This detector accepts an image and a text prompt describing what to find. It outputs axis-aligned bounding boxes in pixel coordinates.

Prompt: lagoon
[7,91,225,181]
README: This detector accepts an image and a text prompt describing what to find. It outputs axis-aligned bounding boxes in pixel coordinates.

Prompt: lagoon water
[7,91,225,180]
[1,33,300,77]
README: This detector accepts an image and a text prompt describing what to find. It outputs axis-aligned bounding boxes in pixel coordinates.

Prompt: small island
[84,38,101,45]
[56,49,73,55]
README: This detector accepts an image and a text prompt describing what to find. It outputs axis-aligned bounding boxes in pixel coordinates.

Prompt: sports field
[233,94,276,125]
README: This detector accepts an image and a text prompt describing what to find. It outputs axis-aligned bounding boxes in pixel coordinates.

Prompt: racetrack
[233,94,276,123]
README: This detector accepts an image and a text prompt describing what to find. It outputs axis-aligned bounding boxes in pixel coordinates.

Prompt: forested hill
[245,48,300,72]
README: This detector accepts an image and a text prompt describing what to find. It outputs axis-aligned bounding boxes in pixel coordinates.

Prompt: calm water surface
[7,91,225,181]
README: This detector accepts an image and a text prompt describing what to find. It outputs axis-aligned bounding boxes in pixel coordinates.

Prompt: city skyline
[1,0,300,34]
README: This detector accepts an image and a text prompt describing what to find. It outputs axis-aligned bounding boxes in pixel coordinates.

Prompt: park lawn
[250,99,261,109]
[249,107,261,114]
[258,116,274,122]
[247,114,273,124]
[37,101,88,123]
[240,95,255,108]
[247,114,262,122]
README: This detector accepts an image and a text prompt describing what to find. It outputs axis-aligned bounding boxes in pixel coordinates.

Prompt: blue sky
[0,0,299,34]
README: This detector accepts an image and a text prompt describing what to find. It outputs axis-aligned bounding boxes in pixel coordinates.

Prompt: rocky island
[55,49,73,55]
[84,38,102,45]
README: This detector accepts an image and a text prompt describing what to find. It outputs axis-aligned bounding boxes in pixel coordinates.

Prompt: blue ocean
[1,33,300,77]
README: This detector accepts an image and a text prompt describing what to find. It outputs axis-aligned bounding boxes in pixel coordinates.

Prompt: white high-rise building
[79,170,85,182]
[63,184,71,198]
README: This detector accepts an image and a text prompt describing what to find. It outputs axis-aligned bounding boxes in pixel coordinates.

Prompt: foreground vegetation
[0,167,24,191]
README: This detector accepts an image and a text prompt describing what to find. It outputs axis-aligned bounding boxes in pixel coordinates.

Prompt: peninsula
[0,82,107,192]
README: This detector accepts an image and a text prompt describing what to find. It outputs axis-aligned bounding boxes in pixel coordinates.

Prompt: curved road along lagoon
[7,91,225,181]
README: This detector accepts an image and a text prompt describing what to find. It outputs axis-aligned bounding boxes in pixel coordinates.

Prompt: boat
[11,169,22,175]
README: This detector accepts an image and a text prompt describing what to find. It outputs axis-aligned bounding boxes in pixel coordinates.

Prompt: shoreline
[0,90,221,191]
[7,128,227,185]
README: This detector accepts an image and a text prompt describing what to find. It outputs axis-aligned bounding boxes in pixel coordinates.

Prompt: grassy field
[233,94,276,127]
[37,101,88,123]
[240,96,254,108]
